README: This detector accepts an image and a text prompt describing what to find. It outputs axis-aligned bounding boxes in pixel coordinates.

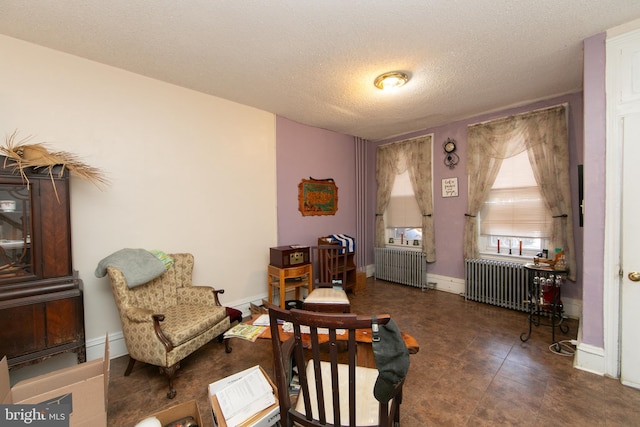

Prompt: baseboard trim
[561,297,581,320]
[86,332,128,361]
[425,273,465,295]
[574,342,606,376]
[225,294,274,318]
[366,264,467,296]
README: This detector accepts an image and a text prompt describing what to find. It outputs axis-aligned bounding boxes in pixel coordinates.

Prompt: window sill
[385,244,422,251]
[478,251,535,264]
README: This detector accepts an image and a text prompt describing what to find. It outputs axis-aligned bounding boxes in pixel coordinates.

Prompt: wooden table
[267,264,313,308]
[255,319,419,368]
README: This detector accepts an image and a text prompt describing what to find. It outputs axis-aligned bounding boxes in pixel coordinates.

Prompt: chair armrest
[122,308,173,353]
[177,286,225,306]
[211,288,225,306]
[152,314,173,353]
[123,307,156,323]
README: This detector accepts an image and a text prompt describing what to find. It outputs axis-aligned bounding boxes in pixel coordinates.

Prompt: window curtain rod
[468,102,569,128]
[378,133,433,147]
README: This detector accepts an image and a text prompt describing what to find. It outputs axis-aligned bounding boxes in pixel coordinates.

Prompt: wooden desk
[256,320,419,368]
[267,264,313,308]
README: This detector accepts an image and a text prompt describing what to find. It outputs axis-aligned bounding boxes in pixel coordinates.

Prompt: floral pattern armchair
[106,253,231,398]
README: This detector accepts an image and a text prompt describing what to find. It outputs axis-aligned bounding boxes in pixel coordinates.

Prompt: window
[385,170,422,247]
[479,150,551,256]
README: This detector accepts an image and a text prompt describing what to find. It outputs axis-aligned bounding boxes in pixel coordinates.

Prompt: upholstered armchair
[106,252,232,399]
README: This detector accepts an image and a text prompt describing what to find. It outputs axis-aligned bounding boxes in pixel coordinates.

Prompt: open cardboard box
[209,365,280,427]
[0,338,110,427]
[144,399,204,426]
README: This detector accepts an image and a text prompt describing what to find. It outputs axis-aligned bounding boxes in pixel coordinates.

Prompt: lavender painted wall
[366,93,585,301]
[275,116,357,248]
[581,33,607,348]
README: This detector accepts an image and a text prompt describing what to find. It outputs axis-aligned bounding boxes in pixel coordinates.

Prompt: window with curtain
[385,170,422,247]
[464,104,576,281]
[375,134,436,262]
[479,150,552,256]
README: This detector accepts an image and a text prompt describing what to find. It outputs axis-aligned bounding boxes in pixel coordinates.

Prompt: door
[621,113,640,388]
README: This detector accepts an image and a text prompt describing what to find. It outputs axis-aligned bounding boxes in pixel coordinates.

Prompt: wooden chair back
[316,244,349,288]
[267,303,403,426]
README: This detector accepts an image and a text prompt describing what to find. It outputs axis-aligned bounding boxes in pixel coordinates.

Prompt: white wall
[0,35,278,359]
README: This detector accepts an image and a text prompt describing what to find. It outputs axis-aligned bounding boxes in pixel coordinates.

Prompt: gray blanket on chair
[95,248,166,288]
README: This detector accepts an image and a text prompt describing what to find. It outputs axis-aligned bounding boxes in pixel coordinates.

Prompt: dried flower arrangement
[0,131,109,193]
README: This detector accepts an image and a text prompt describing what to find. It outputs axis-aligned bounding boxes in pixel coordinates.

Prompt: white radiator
[374,248,426,288]
[464,259,528,312]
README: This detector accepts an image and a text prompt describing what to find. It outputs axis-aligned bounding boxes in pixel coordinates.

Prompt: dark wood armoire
[0,158,85,368]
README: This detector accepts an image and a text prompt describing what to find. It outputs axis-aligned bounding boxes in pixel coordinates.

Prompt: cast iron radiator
[464,259,528,312]
[374,248,426,288]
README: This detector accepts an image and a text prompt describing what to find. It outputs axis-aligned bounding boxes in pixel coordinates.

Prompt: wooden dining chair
[267,304,405,427]
[303,245,350,312]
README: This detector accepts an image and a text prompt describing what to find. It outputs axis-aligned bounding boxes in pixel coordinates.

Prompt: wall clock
[443,138,459,169]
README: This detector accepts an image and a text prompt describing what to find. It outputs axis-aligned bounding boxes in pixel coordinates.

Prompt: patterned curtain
[526,106,576,280]
[375,143,401,248]
[406,136,435,262]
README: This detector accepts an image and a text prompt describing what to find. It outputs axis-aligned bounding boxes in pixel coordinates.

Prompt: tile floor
[108,278,640,426]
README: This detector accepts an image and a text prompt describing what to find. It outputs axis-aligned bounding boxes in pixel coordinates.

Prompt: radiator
[374,248,426,288]
[464,259,528,311]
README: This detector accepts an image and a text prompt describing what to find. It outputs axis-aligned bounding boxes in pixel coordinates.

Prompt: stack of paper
[252,314,270,326]
[209,366,276,427]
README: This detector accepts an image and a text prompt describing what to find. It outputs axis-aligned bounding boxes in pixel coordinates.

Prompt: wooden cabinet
[0,159,85,368]
[317,236,357,293]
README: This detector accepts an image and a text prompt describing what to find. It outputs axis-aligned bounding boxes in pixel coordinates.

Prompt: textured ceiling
[1,1,640,141]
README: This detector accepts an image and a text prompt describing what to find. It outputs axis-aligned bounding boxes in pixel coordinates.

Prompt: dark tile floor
[108,279,640,426]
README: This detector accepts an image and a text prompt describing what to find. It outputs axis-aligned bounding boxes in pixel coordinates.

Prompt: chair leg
[217,334,233,354]
[124,357,136,376]
[394,388,403,426]
[160,364,179,399]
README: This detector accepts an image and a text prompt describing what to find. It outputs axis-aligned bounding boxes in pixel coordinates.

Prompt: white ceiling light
[374,71,409,90]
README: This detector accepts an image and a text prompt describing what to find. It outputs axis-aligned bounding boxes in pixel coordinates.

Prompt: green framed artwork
[298,178,338,216]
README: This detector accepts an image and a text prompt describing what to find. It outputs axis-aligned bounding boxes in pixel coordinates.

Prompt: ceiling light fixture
[374,71,409,90]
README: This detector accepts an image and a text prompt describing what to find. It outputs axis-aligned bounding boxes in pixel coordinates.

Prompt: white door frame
[604,23,640,379]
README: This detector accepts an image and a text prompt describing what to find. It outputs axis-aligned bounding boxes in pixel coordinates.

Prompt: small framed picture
[442,177,459,198]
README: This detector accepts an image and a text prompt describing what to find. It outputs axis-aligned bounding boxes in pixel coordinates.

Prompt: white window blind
[386,170,421,228]
[480,151,551,238]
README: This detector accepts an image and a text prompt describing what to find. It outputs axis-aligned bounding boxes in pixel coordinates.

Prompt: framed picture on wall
[442,177,459,197]
[298,178,338,216]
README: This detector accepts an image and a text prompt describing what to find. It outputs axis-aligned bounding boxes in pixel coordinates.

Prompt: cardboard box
[145,399,204,426]
[0,339,110,427]
[356,271,367,292]
[250,302,268,316]
[209,366,280,427]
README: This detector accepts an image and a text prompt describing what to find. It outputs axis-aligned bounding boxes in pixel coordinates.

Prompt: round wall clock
[443,138,459,169]
[444,139,456,154]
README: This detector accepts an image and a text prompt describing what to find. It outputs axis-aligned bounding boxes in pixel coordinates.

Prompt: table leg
[356,343,376,368]
[279,269,286,309]
[268,272,273,304]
